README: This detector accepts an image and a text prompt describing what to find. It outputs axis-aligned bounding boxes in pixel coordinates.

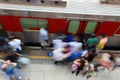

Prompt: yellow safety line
[0,54,52,59]
[0,54,100,60]
[0,55,3,57]
[28,56,52,59]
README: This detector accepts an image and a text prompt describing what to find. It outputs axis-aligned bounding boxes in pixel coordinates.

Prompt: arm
[0,60,6,63]
[73,59,81,65]
[84,60,88,66]
[6,60,17,67]
[14,52,23,57]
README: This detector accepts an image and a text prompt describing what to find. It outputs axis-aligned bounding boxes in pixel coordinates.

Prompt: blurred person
[77,32,87,49]
[115,57,120,67]
[99,53,115,70]
[67,49,88,61]
[54,30,65,40]
[96,33,108,53]
[8,36,23,54]
[82,63,96,79]
[85,48,97,62]
[0,36,9,52]
[39,27,48,49]
[0,59,25,80]
[71,58,88,76]
[85,33,98,49]
[68,41,82,53]
[52,46,71,64]
[66,33,74,42]
[52,38,67,50]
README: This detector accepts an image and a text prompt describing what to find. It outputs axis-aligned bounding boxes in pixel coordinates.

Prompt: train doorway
[67,20,100,35]
[20,18,48,44]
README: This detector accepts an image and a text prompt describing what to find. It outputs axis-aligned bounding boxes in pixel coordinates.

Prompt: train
[0,9,120,49]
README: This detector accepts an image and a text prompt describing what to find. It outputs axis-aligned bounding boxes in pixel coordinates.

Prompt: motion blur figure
[71,58,88,76]
[52,46,71,64]
[39,28,49,49]
[96,33,108,53]
[8,36,23,54]
[0,60,25,80]
[99,53,115,70]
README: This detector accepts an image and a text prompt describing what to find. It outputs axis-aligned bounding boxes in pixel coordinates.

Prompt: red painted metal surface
[97,21,120,36]
[48,18,67,34]
[0,15,22,32]
[0,15,120,36]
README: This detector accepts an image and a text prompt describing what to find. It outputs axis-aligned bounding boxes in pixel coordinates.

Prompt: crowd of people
[41,28,120,79]
[0,35,30,80]
[0,27,120,80]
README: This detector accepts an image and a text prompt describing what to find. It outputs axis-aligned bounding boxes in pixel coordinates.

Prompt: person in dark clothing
[86,48,97,62]
[72,58,88,76]
[77,32,87,49]
[66,33,74,42]
[76,58,88,76]
[0,36,9,52]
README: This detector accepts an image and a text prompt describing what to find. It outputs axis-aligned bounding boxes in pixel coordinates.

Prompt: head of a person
[89,48,96,53]
[109,53,115,61]
[91,33,96,38]
[57,30,62,35]
[84,54,89,58]
[101,33,106,38]
[44,27,48,30]
[8,36,15,41]
[64,45,70,49]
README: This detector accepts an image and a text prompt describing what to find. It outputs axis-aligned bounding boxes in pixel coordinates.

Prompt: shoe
[54,61,58,64]
[87,75,91,79]
[72,71,75,74]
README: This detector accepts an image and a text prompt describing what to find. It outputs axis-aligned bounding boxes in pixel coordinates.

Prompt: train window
[20,18,48,30]
[84,21,97,33]
[37,20,48,28]
[68,20,80,33]
[21,18,38,30]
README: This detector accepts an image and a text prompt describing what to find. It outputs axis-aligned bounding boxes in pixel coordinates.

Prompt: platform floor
[0,48,120,80]
[0,59,120,80]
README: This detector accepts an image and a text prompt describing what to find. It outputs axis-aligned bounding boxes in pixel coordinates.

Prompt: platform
[0,48,120,80]
[0,59,120,80]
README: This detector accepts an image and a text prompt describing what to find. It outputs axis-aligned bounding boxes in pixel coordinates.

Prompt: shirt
[39,28,48,43]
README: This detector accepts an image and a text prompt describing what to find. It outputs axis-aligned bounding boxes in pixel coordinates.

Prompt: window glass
[21,18,37,30]
[85,22,97,33]
[68,20,80,33]
[21,18,48,30]
[38,20,48,28]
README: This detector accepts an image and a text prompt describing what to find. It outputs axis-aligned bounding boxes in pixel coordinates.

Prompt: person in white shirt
[52,47,70,64]
[52,39,67,50]
[68,41,82,53]
[8,36,23,54]
[39,28,48,49]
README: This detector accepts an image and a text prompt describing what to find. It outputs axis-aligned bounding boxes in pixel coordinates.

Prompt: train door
[20,18,48,44]
[66,20,100,35]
